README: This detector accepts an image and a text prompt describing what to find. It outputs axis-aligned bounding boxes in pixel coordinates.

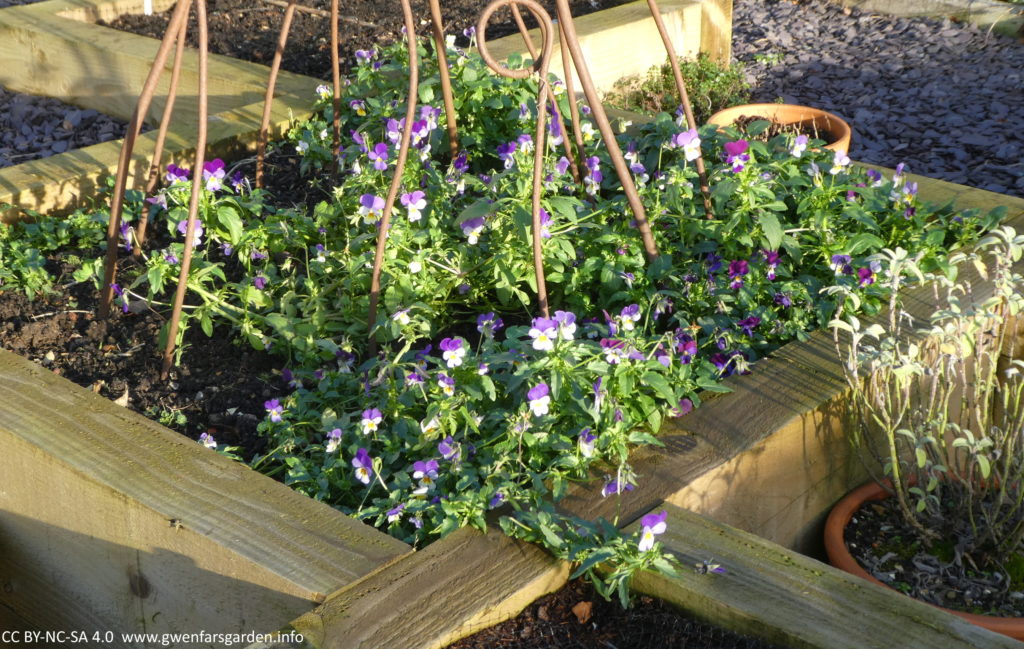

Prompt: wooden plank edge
[627,503,1024,649]
[0,348,410,596]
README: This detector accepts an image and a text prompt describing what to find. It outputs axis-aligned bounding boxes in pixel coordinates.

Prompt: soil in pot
[98,0,632,81]
[842,488,1024,619]
[731,114,837,146]
[446,578,788,649]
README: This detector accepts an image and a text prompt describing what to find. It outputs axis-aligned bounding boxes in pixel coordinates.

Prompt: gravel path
[734,0,1024,198]
[0,86,130,169]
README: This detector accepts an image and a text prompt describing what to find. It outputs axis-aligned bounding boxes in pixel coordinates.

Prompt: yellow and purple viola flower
[637,510,668,551]
[352,448,374,485]
[527,383,551,417]
[265,399,284,423]
[412,459,440,495]
[829,149,851,175]
[349,99,366,116]
[361,408,383,435]
[830,254,853,275]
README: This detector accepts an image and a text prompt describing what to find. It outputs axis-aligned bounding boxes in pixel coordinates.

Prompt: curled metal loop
[477,0,556,318]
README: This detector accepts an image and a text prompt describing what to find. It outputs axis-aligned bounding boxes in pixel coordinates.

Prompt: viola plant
[3,35,1007,604]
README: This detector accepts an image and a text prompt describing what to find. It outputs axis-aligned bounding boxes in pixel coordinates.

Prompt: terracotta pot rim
[825,480,1024,639]
[707,103,852,153]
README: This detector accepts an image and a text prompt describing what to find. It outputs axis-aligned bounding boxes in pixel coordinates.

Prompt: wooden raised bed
[0,1,735,644]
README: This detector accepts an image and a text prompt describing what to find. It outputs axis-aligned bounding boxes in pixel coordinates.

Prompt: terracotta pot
[825,481,1024,641]
[707,103,852,153]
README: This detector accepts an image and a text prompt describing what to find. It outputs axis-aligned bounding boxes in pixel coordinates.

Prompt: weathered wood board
[630,503,1024,649]
[0,349,410,647]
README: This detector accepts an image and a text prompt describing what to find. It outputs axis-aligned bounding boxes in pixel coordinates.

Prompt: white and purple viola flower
[670,398,694,418]
[177,218,204,248]
[830,254,853,275]
[438,435,460,462]
[529,317,558,351]
[265,399,284,423]
[439,337,466,368]
[386,503,405,523]
[368,142,389,171]
[579,428,597,458]
[400,190,427,222]
[202,158,226,192]
[352,448,374,485]
[527,383,551,417]
[438,373,456,397]
[476,312,504,338]
[584,156,603,196]
[619,304,641,332]
[669,128,702,162]
[637,510,668,551]
[165,163,190,184]
[830,149,851,175]
[198,432,217,450]
[763,250,780,280]
[412,459,440,495]
[553,310,576,341]
[601,478,635,498]
[461,216,486,244]
[361,408,383,435]
[392,308,411,326]
[359,193,385,225]
[325,428,342,453]
[497,141,517,169]
[790,134,809,158]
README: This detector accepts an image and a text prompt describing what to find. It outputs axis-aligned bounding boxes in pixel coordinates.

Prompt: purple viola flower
[830,254,853,276]
[762,250,780,280]
[352,448,374,485]
[452,151,469,176]
[177,218,204,247]
[705,252,723,274]
[420,105,441,130]
[601,338,627,365]
[552,310,576,341]
[405,371,424,387]
[669,128,702,161]
[202,158,226,192]
[410,119,430,147]
[738,316,761,337]
[619,304,641,332]
[361,408,383,435]
[602,479,635,498]
[857,266,875,287]
[774,292,793,308]
[165,163,190,184]
[723,140,750,172]
[385,118,404,145]
[518,102,530,120]
[359,193,386,224]
[439,337,466,368]
[164,251,179,265]
[527,383,551,417]
[230,170,245,192]
[670,398,694,417]
[351,130,368,153]
[438,436,460,462]
[146,194,167,211]
[728,259,749,289]
[438,373,456,397]
[579,427,597,458]
[791,134,809,157]
[866,168,883,186]
[354,48,374,64]
[325,428,342,453]
[710,352,730,375]
[517,133,534,153]
[655,344,671,367]
[265,399,284,423]
[554,156,570,176]
[461,216,486,244]
[386,503,405,523]
[282,368,302,390]
[477,312,504,337]
[675,333,697,363]
[368,142,389,171]
[253,275,267,290]
[496,141,517,169]
[529,317,558,351]
[119,222,133,253]
[638,510,668,551]
[349,99,367,116]
[251,250,268,261]
[539,208,553,239]
[198,432,217,449]
[110,283,130,314]
[593,378,605,413]
[489,492,506,509]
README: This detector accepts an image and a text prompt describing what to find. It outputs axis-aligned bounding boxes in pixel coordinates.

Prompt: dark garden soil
[446,578,786,649]
[0,86,133,169]
[99,0,632,81]
[844,494,1024,618]
[0,247,279,458]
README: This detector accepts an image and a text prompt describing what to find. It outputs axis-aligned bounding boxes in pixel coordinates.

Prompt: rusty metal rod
[557,20,585,174]
[428,0,459,155]
[366,0,419,356]
[553,0,659,262]
[645,0,713,220]
[478,0,554,319]
[255,0,299,188]
[508,3,580,185]
[99,0,193,319]
[135,11,189,253]
[330,0,342,175]
[161,0,209,380]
